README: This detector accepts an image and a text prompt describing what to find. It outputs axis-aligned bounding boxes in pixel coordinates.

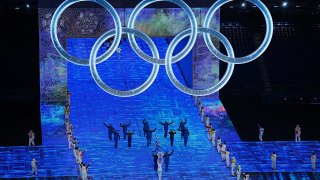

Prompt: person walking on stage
[231,157,236,176]
[127,131,134,148]
[146,128,156,146]
[142,119,149,137]
[152,150,158,171]
[311,152,317,171]
[164,150,174,172]
[271,152,277,170]
[30,158,38,176]
[236,165,242,180]
[178,119,187,138]
[157,151,164,180]
[159,121,173,138]
[113,131,120,148]
[169,129,176,146]
[120,122,131,140]
[103,123,114,141]
[178,128,190,146]
[295,125,301,142]
[28,130,35,146]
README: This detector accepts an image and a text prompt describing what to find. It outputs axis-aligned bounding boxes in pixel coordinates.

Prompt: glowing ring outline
[165,27,235,96]
[203,0,273,64]
[89,27,160,97]
[127,0,198,65]
[50,0,122,66]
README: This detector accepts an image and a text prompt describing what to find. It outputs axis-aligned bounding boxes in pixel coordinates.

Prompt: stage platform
[0,38,318,179]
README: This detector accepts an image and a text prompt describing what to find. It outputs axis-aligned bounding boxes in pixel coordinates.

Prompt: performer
[178,128,190,146]
[210,128,216,146]
[157,151,164,180]
[243,173,250,180]
[231,157,236,176]
[311,152,316,171]
[193,96,198,106]
[152,150,158,171]
[271,152,277,170]
[225,149,230,167]
[216,137,222,153]
[146,128,156,146]
[127,131,134,148]
[67,133,73,150]
[80,163,90,180]
[197,97,202,112]
[205,115,210,127]
[103,123,114,141]
[159,121,173,138]
[113,131,120,148]
[30,158,38,176]
[28,130,35,146]
[295,125,301,142]
[178,119,187,138]
[164,150,174,172]
[169,130,176,146]
[258,124,264,141]
[120,122,131,140]
[142,119,149,137]
[221,142,227,161]
[200,107,205,122]
[236,165,242,180]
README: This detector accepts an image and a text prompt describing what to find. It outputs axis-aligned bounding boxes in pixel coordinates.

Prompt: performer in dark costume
[159,121,174,138]
[120,122,131,140]
[127,131,134,148]
[146,128,156,146]
[178,119,187,138]
[178,128,190,146]
[113,131,120,148]
[142,119,149,137]
[164,150,174,172]
[152,150,158,171]
[103,123,114,141]
[169,130,176,147]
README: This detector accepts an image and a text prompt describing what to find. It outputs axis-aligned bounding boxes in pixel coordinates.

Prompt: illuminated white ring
[165,27,235,96]
[203,0,273,64]
[50,0,122,66]
[89,27,160,97]
[127,0,198,65]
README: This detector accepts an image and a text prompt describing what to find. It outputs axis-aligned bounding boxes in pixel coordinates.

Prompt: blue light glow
[165,27,235,96]
[89,28,160,97]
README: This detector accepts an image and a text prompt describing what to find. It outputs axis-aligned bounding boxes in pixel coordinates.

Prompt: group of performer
[65,91,90,180]
[257,124,302,142]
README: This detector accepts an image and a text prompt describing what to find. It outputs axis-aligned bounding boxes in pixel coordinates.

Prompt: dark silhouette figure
[142,119,149,137]
[164,150,174,172]
[178,128,190,146]
[169,130,176,146]
[103,123,114,141]
[120,122,131,140]
[113,131,120,148]
[146,128,156,146]
[159,121,174,138]
[127,131,134,147]
[178,119,187,138]
[152,150,158,171]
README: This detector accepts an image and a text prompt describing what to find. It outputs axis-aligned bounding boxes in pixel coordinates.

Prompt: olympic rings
[203,0,273,64]
[50,0,274,97]
[127,0,198,65]
[50,0,122,66]
[165,27,235,96]
[89,27,160,97]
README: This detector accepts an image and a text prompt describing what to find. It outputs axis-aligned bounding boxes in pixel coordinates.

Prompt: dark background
[0,0,319,145]
[219,1,320,141]
[0,4,40,146]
